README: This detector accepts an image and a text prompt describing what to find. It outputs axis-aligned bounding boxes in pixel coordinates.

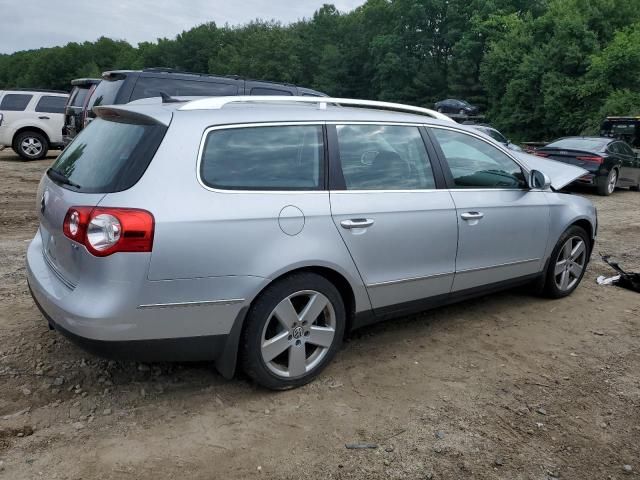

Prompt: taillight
[576,155,604,164]
[63,207,154,256]
[533,151,549,157]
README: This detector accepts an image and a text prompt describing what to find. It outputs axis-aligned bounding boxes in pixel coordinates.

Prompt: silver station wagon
[27,96,597,389]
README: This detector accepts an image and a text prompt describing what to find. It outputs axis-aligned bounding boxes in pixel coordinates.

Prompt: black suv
[73,68,326,142]
[62,78,100,145]
[600,116,640,149]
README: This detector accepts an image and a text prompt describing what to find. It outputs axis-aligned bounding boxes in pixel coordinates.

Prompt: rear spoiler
[94,106,172,127]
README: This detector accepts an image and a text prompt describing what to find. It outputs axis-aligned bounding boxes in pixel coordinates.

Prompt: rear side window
[432,128,525,189]
[131,77,238,101]
[336,124,435,190]
[50,118,167,193]
[250,87,293,96]
[0,94,32,111]
[200,125,324,190]
[35,96,67,114]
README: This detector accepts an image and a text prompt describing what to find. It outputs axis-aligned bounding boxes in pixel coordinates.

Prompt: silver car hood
[514,152,588,190]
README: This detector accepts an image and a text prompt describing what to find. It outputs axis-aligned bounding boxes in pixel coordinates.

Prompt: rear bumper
[26,229,261,362]
[29,282,227,361]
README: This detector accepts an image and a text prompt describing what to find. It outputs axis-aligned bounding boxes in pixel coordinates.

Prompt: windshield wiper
[47,168,82,189]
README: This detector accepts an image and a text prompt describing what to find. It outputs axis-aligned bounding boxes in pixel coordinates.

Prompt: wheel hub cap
[260,290,336,379]
[554,236,586,291]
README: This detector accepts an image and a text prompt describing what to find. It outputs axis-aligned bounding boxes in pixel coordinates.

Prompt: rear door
[34,95,67,143]
[328,123,458,311]
[615,142,640,186]
[428,126,550,292]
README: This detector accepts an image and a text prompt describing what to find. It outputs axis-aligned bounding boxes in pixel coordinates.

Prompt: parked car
[62,78,100,145]
[470,124,523,152]
[27,96,595,390]
[434,98,479,116]
[534,136,640,195]
[73,68,326,142]
[0,89,68,160]
[600,116,640,149]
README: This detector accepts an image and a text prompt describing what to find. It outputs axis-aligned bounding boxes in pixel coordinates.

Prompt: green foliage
[1,0,638,140]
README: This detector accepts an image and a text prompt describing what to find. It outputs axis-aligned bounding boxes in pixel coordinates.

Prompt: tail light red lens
[63,207,154,256]
[576,155,604,164]
[533,151,549,157]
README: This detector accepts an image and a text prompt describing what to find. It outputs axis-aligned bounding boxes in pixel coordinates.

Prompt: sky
[0,0,366,54]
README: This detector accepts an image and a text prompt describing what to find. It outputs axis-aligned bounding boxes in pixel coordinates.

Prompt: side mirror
[529,169,551,190]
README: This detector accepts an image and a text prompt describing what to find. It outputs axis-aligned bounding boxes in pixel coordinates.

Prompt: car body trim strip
[137,298,245,309]
[367,271,453,288]
[455,258,541,274]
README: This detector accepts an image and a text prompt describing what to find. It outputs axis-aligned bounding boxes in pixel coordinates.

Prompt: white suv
[0,89,68,160]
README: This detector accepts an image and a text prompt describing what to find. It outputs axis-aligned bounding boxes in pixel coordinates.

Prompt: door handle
[340,218,375,229]
[38,116,50,120]
[460,211,484,220]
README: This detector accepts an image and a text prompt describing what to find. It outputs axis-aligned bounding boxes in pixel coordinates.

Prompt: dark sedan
[534,137,640,195]
[434,98,479,116]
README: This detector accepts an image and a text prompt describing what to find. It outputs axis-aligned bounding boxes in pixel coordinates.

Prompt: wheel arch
[13,126,51,147]
[214,264,363,380]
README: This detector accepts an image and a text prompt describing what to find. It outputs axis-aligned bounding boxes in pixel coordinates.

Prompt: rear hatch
[40,110,168,286]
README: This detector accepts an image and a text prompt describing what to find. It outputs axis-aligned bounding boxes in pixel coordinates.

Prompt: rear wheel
[241,273,345,390]
[596,169,617,196]
[543,226,589,298]
[14,131,48,161]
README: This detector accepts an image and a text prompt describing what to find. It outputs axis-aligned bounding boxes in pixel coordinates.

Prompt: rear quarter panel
[98,116,372,313]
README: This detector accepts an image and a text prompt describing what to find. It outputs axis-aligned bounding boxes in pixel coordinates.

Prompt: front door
[428,127,550,292]
[328,123,458,310]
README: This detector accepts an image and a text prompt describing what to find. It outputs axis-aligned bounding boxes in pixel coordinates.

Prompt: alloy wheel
[21,137,43,157]
[607,170,617,194]
[554,236,587,291]
[260,290,336,378]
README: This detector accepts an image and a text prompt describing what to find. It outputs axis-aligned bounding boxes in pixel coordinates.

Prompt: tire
[13,131,48,161]
[596,169,617,196]
[542,225,590,299]
[240,272,346,390]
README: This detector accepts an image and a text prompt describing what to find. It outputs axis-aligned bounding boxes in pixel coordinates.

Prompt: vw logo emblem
[292,326,304,339]
[40,190,49,214]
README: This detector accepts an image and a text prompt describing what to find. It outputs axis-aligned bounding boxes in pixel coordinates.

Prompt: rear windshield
[50,118,167,193]
[86,80,123,115]
[546,138,610,152]
[68,87,90,108]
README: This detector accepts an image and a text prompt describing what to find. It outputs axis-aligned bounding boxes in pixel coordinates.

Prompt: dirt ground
[0,148,638,480]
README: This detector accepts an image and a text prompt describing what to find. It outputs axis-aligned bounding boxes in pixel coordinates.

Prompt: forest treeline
[1,0,639,140]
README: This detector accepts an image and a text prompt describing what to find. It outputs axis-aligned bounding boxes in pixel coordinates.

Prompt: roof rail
[5,88,69,94]
[178,96,454,122]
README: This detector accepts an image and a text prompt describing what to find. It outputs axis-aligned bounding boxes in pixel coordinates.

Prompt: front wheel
[241,273,346,390]
[543,226,590,298]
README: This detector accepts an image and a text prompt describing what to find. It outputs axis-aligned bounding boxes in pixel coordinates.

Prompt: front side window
[201,125,324,190]
[0,94,33,111]
[432,128,526,189]
[336,124,435,190]
[35,96,67,114]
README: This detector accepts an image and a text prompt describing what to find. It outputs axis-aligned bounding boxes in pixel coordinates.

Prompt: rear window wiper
[47,168,82,189]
